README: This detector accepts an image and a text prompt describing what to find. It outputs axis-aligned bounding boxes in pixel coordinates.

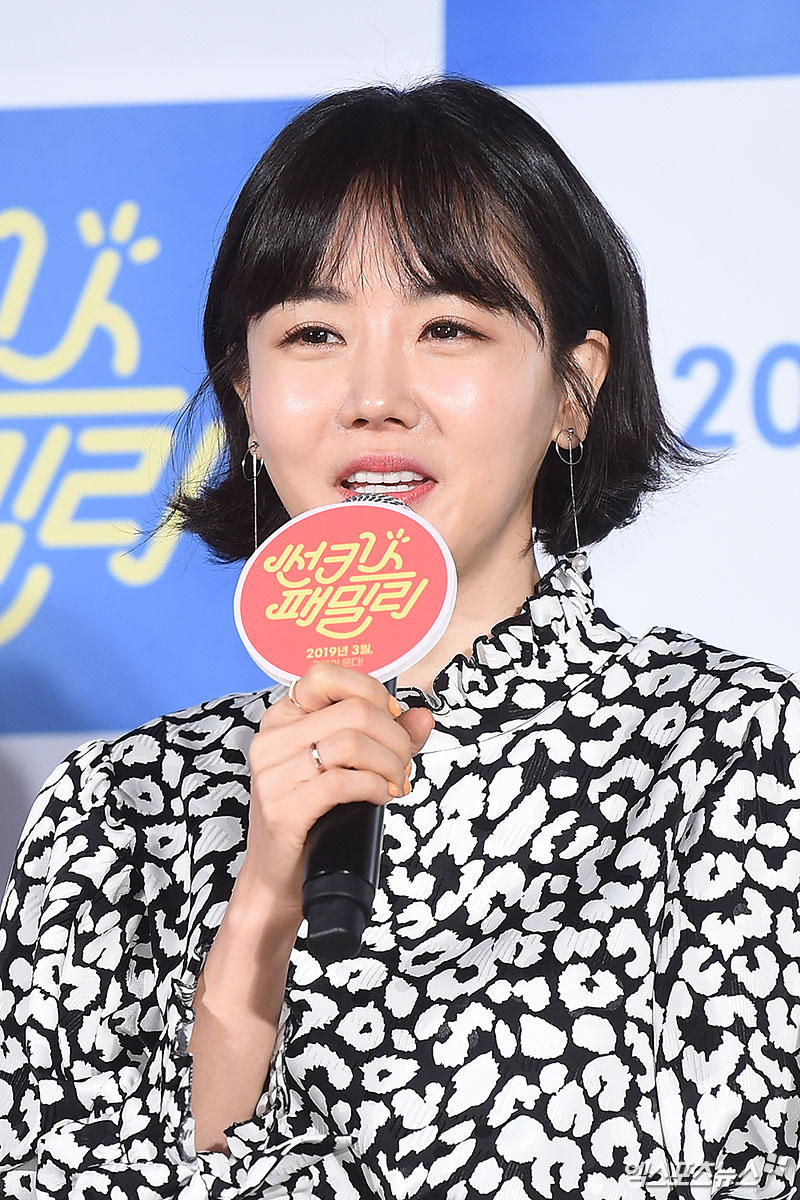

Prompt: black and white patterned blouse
[1,557,799,1200]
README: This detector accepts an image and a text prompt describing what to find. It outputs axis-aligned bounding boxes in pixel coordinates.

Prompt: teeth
[344,470,427,486]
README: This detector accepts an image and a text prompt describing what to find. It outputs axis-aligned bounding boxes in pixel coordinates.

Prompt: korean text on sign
[261,529,429,639]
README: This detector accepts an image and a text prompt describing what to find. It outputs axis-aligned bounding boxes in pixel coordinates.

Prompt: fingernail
[405,762,412,777]
[403,779,411,796]
[388,782,400,797]
[389,697,403,718]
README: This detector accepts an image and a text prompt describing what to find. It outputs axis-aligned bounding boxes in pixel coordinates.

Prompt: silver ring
[309,743,325,773]
[288,679,312,713]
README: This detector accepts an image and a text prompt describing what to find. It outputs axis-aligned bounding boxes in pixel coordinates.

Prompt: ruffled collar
[397,554,635,731]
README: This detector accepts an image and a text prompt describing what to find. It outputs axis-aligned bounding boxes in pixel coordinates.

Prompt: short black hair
[171,76,698,559]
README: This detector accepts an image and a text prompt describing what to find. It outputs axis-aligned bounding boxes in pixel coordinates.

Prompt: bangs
[311,178,545,341]
[229,91,546,342]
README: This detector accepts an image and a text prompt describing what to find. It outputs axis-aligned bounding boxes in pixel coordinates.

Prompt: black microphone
[302,676,396,964]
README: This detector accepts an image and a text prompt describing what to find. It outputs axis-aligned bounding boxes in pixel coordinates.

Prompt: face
[242,226,596,587]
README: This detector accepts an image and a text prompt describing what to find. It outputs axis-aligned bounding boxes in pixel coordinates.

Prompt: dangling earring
[554,427,585,563]
[241,438,264,553]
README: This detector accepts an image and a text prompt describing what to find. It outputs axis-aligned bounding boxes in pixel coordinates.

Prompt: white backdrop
[1,1,798,890]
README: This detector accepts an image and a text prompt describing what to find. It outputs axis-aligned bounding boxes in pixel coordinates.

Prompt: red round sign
[234,499,457,682]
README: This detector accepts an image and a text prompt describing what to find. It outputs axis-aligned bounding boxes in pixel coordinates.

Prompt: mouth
[336,459,436,505]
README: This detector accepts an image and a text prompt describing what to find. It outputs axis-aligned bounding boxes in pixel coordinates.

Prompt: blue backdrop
[1,102,301,731]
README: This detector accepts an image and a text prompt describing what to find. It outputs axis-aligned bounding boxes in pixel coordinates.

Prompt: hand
[233,664,434,926]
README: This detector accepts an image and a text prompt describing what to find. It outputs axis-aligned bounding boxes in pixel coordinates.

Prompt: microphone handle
[302,678,396,963]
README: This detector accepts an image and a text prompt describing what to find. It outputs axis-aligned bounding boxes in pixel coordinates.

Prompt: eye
[423,320,483,341]
[283,324,341,346]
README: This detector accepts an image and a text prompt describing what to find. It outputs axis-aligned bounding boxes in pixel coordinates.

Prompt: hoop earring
[554,427,584,559]
[241,439,264,553]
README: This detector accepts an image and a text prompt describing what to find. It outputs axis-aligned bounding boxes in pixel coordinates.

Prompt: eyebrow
[281,282,483,305]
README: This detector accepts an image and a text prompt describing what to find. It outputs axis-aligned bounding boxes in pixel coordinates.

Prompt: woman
[1,78,798,1199]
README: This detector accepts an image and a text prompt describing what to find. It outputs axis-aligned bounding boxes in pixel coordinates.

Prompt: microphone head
[342,491,410,511]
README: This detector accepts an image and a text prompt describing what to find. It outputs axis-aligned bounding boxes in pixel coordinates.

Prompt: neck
[397,549,540,695]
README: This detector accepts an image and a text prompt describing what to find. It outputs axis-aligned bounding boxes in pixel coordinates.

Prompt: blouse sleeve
[0,740,350,1200]
[652,676,800,1198]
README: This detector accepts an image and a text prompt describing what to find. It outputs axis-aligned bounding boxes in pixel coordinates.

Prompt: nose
[336,341,421,431]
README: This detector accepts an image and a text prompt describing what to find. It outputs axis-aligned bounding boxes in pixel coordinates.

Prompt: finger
[397,707,435,755]
[276,663,402,720]
[307,729,409,794]
[252,733,408,797]
[290,767,400,826]
[252,694,413,771]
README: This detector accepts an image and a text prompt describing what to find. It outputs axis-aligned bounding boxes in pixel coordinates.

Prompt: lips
[335,455,436,505]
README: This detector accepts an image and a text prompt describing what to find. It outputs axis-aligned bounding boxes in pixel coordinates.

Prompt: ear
[552,329,610,447]
[231,371,256,442]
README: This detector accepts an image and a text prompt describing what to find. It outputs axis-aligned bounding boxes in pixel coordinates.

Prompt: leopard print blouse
[1,557,799,1199]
